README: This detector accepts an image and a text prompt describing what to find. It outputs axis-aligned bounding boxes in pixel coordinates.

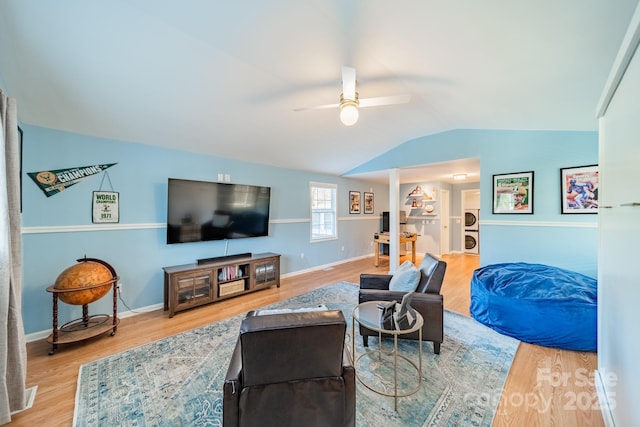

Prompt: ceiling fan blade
[342,66,356,100]
[293,102,340,112]
[295,67,409,113]
[359,94,411,108]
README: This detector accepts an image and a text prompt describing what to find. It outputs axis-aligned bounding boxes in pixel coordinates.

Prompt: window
[310,182,337,241]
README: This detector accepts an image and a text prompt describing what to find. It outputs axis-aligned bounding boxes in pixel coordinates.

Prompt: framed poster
[93,191,120,223]
[492,171,534,214]
[560,164,598,214]
[364,192,374,214]
[349,191,361,214]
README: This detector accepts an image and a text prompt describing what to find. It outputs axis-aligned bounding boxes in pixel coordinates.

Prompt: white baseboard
[10,385,37,416]
[280,254,370,278]
[25,303,164,343]
[26,256,370,343]
[594,369,616,427]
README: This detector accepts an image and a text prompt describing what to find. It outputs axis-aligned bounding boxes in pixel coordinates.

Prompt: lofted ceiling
[0,1,637,184]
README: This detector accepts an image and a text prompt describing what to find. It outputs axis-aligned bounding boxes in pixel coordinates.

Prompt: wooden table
[374,233,417,266]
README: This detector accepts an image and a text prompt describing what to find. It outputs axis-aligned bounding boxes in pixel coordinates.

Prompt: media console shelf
[163,252,280,317]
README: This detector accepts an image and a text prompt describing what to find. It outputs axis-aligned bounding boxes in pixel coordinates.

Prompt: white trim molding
[594,370,616,427]
[269,218,309,224]
[22,216,380,235]
[22,223,164,234]
[480,220,597,228]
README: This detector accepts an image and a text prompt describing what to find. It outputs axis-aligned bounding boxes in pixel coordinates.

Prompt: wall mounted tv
[167,178,271,244]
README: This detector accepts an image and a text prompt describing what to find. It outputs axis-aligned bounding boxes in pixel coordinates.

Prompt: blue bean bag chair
[470,262,597,352]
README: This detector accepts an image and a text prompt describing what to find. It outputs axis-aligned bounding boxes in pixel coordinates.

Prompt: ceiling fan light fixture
[339,93,359,126]
[340,104,359,126]
[453,174,467,181]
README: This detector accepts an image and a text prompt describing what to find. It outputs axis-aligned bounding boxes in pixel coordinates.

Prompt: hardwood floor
[11,254,603,426]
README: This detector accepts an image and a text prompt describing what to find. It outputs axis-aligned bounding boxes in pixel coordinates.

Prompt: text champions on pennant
[27,163,117,197]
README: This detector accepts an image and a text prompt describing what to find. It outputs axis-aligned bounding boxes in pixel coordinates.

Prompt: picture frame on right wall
[492,171,534,214]
[560,164,599,214]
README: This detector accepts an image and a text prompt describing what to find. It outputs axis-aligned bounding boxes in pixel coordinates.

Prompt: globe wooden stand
[46,258,120,355]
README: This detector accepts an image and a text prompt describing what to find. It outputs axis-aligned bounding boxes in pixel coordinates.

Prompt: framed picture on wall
[92,191,120,223]
[492,171,534,214]
[364,192,374,214]
[560,164,598,214]
[349,191,361,214]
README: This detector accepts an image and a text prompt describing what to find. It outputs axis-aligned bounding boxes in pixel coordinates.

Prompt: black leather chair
[223,310,356,427]
[359,253,447,354]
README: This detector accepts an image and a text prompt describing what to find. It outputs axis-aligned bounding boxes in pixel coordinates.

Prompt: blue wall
[21,125,389,335]
[348,129,599,276]
[19,126,599,336]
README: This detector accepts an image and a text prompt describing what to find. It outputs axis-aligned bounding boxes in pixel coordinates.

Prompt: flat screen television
[167,178,271,244]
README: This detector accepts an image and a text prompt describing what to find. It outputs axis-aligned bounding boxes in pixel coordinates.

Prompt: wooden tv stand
[163,252,280,317]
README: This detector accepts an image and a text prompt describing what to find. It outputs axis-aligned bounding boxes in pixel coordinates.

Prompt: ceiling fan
[294,66,411,126]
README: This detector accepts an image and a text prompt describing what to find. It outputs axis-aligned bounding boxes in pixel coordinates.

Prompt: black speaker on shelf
[381,211,390,232]
[380,212,390,255]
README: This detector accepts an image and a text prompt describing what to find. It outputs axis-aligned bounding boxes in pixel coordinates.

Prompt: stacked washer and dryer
[464,209,480,254]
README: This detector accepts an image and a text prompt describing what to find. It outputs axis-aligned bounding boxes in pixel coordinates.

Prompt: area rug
[74,282,519,426]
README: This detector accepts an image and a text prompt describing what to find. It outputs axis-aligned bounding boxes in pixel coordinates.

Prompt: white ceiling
[351,157,481,185]
[0,1,637,184]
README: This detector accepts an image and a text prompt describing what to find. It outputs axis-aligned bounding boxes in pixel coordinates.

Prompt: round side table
[352,300,423,410]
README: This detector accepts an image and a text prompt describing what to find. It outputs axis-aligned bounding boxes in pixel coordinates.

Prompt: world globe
[53,259,116,305]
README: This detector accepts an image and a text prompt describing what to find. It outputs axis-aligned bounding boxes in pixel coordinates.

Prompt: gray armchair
[359,253,447,354]
[223,310,356,427]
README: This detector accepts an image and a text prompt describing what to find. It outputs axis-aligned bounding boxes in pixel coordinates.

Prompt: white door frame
[440,188,450,255]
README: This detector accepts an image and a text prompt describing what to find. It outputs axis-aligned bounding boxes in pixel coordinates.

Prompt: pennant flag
[28,163,117,197]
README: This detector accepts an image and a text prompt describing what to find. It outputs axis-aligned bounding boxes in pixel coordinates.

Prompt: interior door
[597,31,640,426]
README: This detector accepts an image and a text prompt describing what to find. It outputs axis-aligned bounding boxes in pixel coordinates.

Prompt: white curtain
[0,89,27,424]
